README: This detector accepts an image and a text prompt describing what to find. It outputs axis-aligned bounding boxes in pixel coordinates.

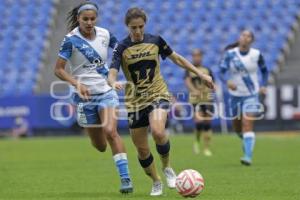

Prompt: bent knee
[152,129,166,144]
[137,147,150,159]
[103,126,118,139]
[92,142,107,152]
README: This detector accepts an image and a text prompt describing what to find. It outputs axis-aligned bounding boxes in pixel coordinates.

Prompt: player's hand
[76,83,90,101]
[227,80,237,91]
[259,87,267,95]
[112,81,125,91]
[198,73,215,90]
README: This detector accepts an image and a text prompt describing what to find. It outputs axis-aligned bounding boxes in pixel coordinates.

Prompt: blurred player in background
[108,7,215,196]
[166,96,185,134]
[220,30,269,166]
[185,49,214,156]
[53,1,133,193]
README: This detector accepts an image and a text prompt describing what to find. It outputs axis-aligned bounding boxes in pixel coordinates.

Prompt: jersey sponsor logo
[129,51,152,59]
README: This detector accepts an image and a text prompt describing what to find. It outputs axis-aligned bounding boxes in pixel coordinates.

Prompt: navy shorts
[127,99,170,129]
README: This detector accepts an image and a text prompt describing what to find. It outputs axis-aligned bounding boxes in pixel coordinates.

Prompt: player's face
[127,17,145,42]
[239,31,253,48]
[77,10,97,35]
[192,50,202,66]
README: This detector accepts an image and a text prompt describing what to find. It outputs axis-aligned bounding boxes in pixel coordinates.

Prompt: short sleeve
[58,36,72,60]
[219,51,231,70]
[110,44,124,71]
[109,31,118,49]
[158,36,173,60]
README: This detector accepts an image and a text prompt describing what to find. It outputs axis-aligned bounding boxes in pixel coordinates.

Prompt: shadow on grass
[39,191,152,199]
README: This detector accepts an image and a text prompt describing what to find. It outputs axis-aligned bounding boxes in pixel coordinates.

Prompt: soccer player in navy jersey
[108,7,215,196]
[54,1,133,193]
[220,30,269,166]
[185,49,214,156]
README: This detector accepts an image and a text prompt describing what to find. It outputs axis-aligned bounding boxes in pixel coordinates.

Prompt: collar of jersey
[77,27,97,42]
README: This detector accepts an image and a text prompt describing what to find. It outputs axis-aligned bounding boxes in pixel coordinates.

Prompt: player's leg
[98,89,133,193]
[76,98,108,152]
[202,108,213,157]
[86,127,107,152]
[149,104,176,189]
[230,96,243,139]
[99,107,125,154]
[240,115,255,165]
[240,95,260,166]
[99,107,133,193]
[233,118,243,139]
[193,105,203,154]
[130,127,162,196]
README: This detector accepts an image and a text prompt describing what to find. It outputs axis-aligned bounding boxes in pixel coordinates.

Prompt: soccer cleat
[150,181,163,196]
[119,178,133,194]
[240,156,252,166]
[203,149,212,157]
[163,167,176,188]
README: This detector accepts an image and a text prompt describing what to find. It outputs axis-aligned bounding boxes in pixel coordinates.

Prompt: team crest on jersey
[101,40,108,48]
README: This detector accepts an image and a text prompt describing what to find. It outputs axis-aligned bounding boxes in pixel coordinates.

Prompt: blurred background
[1,0,300,137]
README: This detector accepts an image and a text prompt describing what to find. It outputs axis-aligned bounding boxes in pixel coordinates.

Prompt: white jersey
[220,47,267,97]
[58,26,118,94]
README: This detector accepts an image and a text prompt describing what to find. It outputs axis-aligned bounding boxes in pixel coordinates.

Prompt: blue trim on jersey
[231,52,256,94]
[58,36,73,60]
[68,35,108,76]
[239,50,249,56]
[219,51,231,83]
[109,31,118,49]
[258,53,269,86]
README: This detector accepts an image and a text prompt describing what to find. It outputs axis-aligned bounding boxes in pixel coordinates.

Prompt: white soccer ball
[175,169,205,197]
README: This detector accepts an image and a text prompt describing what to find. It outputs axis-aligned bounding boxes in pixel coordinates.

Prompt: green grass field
[0,133,299,200]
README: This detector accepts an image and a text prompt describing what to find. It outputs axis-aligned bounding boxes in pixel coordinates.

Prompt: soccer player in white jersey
[53,2,133,193]
[220,30,269,166]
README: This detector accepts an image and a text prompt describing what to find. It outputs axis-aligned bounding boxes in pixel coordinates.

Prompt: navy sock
[156,140,170,157]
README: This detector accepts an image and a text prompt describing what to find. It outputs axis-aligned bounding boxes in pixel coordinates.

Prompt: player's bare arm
[168,52,215,90]
[108,68,124,90]
[54,57,90,100]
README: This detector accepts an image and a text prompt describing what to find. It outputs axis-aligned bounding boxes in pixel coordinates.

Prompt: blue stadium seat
[0,0,55,96]
[1,0,299,95]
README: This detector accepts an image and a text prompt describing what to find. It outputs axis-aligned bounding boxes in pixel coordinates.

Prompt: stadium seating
[0,0,56,96]
[94,0,300,92]
[0,0,300,96]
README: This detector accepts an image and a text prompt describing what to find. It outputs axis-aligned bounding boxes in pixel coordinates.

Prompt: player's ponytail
[66,1,99,32]
[224,42,239,50]
[225,30,255,51]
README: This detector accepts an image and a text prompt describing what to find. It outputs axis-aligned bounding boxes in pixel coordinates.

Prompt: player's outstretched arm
[108,68,124,90]
[168,52,215,90]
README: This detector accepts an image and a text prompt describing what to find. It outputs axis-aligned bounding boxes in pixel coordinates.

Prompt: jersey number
[128,60,156,86]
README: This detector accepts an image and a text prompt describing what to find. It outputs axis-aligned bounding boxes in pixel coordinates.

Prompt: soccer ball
[175,169,205,198]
